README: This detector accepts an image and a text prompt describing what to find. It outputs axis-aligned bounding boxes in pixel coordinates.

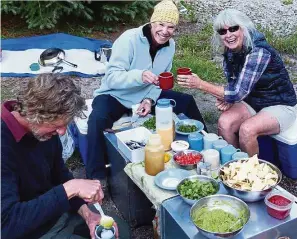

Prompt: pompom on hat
[150,0,179,25]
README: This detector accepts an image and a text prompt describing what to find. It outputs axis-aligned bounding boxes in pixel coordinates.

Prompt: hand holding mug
[177,73,202,89]
[142,70,158,85]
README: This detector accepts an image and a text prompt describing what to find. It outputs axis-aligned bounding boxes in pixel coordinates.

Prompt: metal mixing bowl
[219,159,282,202]
[176,175,220,205]
[173,149,203,170]
[190,194,250,239]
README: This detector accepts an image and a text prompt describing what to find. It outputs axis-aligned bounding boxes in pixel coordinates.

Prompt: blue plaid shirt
[224,47,271,103]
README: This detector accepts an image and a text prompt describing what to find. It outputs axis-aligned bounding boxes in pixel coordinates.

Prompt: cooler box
[68,99,93,165]
[258,118,297,179]
[68,99,133,165]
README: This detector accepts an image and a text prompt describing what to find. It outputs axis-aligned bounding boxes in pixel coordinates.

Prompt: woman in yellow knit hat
[86,0,207,180]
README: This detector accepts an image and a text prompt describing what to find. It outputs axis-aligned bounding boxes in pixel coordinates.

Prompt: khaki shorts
[242,102,297,132]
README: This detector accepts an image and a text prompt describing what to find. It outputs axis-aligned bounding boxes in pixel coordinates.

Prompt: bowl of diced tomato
[173,150,203,170]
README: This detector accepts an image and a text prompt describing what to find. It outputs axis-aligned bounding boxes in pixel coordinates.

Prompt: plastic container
[188,132,203,151]
[171,140,189,152]
[145,134,165,176]
[258,117,297,179]
[95,225,116,239]
[116,127,152,163]
[156,99,176,151]
[264,191,294,220]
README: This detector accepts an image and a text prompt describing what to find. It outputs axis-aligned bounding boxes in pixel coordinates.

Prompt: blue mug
[232,152,249,160]
[221,145,241,164]
[213,139,228,152]
[188,132,203,151]
[203,133,222,150]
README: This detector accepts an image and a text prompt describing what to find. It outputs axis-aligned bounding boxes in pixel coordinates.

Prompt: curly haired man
[1,74,122,239]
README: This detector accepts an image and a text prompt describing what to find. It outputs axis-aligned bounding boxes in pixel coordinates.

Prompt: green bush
[1,0,155,30]
[94,1,155,25]
[1,1,93,29]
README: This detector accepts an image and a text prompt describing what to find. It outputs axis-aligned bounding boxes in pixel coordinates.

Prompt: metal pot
[39,48,77,68]
[219,158,282,202]
[94,45,112,62]
[190,194,250,239]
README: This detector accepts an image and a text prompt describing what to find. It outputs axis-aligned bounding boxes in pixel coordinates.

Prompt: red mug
[159,72,174,90]
[177,67,192,75]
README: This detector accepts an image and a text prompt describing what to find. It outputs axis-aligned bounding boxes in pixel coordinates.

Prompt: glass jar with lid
[145,134,165,176]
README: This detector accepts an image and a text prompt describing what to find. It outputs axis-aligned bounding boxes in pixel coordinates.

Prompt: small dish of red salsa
[264,191,294,220]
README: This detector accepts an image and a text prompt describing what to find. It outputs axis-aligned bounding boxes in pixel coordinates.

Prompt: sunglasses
[217,25,240,35]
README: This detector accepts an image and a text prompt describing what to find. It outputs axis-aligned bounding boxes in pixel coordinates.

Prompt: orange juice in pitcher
[157,127,174,151]
[156,99,176,151]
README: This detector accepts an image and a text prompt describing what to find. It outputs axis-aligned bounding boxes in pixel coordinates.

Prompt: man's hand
[142,71,158,85]
[63,179,104,203]
[215,99,233,111]
[78,205,119,239]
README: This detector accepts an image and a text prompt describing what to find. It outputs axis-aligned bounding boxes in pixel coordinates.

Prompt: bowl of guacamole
[190,195,250,239]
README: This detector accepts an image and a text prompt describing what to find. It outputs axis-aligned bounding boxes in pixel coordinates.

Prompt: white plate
[154,168,191,190]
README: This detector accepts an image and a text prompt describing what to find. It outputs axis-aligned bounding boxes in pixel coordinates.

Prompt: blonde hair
[16,73,85,124]
[212,9,256,53]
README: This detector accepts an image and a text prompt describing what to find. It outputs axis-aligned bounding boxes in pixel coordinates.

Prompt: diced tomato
[175,153,202,165]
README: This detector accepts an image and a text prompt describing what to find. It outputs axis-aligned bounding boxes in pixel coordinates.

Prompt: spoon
[94,203,114,229]
[228,218,242,231]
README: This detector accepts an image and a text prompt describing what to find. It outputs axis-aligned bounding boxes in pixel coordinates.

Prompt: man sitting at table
[1,74,120,239]
[86,0,207,181]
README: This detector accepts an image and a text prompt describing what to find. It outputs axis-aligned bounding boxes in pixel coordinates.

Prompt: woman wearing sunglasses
[177,9,297,156]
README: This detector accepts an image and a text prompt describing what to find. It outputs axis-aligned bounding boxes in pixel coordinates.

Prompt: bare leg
[239,112,280,156]
[218,103,252,147]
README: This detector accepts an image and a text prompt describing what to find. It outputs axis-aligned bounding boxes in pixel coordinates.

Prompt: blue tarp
[2,33,112,51]
[1,33,112,77]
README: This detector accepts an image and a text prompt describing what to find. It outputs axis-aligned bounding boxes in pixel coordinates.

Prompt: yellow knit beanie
[150,0,179,25]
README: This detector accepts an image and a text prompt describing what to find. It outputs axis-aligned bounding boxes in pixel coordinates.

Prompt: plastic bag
[59,127,75,161]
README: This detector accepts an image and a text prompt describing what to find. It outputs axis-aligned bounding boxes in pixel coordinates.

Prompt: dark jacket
[224,30,296,112]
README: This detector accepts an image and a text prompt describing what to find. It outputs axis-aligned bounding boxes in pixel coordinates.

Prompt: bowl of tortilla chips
[219,155,282,202]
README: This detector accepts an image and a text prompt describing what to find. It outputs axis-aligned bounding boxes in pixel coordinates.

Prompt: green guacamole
[192,207,245,233]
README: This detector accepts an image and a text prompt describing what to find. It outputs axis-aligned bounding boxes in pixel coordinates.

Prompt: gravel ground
[190,0,297,36]
[1,1,297,237]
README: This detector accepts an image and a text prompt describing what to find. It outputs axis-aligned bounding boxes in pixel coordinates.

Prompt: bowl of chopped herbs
[141,116,156,131]
[177,175,219,205]
[175,119,204,135]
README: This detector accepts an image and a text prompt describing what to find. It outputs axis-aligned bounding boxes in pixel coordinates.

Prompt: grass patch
[202,110,219,124]
[282,0,293,5]
[173,25,225,85]
[260,28,297,55]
